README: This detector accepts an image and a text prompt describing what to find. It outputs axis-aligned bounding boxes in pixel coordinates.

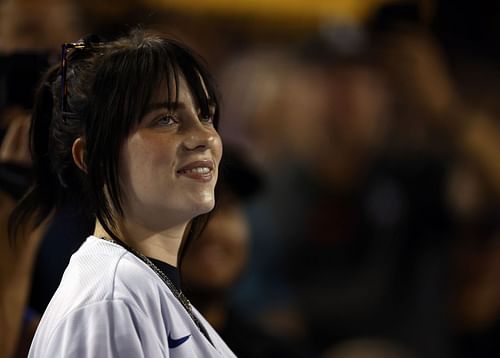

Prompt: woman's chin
[190,198,216,216]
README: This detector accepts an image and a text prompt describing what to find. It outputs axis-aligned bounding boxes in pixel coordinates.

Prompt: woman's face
[119,76,222,230]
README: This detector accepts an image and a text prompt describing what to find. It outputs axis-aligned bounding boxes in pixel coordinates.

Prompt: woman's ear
[72,137,87,173]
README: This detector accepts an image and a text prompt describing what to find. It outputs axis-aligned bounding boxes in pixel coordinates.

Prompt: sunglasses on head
[60,35,105,119]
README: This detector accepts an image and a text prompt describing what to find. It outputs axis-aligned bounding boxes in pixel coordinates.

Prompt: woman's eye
[199,114,214,124]
[198,107,215,124]
[156,114,177,126]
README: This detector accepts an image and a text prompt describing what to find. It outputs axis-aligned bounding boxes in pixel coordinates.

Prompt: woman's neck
[94,220,187,267]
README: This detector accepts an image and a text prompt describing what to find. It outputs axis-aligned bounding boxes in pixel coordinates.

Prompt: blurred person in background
[218,49,306,170]
[217,48,328,343]
[0,96,41,358]
[283,36,432,356]
[217,35,414,356]
[182,147,309,357]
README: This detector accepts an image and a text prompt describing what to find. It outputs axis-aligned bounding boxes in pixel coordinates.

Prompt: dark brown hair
[9,29,219,262]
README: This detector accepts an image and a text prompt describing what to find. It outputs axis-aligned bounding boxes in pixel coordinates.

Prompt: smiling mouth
[178,167,211,174]
[177,161,214,181]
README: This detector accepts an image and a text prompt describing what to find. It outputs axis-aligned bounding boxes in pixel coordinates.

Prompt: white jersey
[28,236,236,357]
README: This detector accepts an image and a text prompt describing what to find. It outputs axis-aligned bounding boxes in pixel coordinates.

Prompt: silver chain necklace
[103,237,212,343]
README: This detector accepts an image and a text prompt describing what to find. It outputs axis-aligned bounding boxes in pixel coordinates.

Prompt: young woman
[9,29,235,357]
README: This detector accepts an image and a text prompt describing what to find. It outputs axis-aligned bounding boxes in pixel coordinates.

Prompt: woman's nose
[182,122,217,152]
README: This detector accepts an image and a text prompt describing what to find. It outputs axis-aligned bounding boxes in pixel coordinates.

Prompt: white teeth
[183,167,210,174]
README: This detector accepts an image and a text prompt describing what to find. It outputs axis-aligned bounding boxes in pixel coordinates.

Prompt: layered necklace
[103,237,212,344]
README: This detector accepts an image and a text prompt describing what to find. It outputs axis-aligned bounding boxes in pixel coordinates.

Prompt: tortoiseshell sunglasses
[60,42,87,117]
[60,36,104,119]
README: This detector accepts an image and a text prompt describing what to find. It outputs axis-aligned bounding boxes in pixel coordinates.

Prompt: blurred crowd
[1,0,499,357]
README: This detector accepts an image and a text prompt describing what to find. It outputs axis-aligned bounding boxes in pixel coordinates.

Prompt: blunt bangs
[164,41,220,129]
[140,40,220,129]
